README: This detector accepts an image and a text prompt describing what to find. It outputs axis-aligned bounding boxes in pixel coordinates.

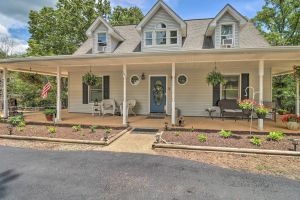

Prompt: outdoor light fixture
[141,73,146,80]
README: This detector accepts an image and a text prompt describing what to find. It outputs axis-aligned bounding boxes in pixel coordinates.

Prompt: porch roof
[0,46,300,76]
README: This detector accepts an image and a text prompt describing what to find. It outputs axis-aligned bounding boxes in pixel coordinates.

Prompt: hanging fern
[83,72,98,86]
[206,70,226,86]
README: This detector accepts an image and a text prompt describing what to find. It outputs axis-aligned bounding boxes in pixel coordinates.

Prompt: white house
[1,0,300,130]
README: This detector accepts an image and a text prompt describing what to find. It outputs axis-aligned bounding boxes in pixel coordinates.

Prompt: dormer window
[145,32,153,46]
[156,23,167,29]
[156,31,167,45]
[170,30,178,44]
[221,24,234,48]
[97,32,107,52]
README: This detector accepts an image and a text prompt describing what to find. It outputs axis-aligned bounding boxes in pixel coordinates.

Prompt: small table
[205,108,216,120]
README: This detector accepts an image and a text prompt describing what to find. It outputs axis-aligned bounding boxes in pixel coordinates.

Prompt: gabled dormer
[86,17,125,54]
[206,4,248,49]
[136,0,187,52]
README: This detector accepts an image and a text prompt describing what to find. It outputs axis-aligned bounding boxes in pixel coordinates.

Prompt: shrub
[267,131,284,141]
[250,137,262,146]
[43,109,56,116]
[104,128,112,134]
[197,134,207,142]
[8,115,24,127]
[47,127,56,134]
[90,125,97,133]
[219,129,232,138]
[72,125,81,132]
[175,131,181,137]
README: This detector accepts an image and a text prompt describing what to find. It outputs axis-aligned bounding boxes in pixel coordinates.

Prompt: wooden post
[2,68,8,118]
[171,63,176,125]
[258,60,264,131]
[56,66,62,122]
[123,64,127,126]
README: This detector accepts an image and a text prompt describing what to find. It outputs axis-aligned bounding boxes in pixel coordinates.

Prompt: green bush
[267,131,284,141]
[43,109,56,116]
[219,129,232,138]
[47,127,56,134]
[250,137,262,146]
[104,128,112,134]
[72,125,81,132]
[90,125,97,133]
[8,115,24,127]
[197,134,207,142]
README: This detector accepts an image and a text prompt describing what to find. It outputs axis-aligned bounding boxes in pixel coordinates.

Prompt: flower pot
[45,114,54,122]
[287,122,299,130]
[256,113,266,119]
[242,109,252,116]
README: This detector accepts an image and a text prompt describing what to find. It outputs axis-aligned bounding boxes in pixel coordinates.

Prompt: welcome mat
[131,128,159,134]
[146,116,165,119]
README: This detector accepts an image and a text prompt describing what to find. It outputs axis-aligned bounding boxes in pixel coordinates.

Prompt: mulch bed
[0,124,120,141]
[162,131,300,151]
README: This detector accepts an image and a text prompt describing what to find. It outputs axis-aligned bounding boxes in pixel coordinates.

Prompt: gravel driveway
[0,146,299,200]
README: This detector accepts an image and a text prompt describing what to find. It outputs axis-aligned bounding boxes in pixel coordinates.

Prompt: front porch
[23,110,300,134]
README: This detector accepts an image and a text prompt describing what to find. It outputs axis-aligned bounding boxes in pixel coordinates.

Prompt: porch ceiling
[0,47,299,76]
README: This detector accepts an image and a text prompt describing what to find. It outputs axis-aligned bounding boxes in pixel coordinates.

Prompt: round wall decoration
[177,74,188,85]
[130,75,141,86]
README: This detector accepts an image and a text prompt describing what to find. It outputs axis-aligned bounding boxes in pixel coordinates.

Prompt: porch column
[122,64,127,126]
[258,60,264,131]
[296,78,300,116]
[171,63,176,125]
[2,68,8,118]
[56,66,62,122]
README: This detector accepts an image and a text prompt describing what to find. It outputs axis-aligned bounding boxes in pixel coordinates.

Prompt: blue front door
[150,76,166,113]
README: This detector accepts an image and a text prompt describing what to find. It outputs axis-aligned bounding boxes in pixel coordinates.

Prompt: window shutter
[241,73,249,100]
[103,76,110,99]
[82,82,89,104]
[213,84,220,106]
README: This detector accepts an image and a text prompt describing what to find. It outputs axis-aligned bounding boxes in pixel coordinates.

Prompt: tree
[253,0,300,46]
[0,36,15,58]
[110,6,144,26]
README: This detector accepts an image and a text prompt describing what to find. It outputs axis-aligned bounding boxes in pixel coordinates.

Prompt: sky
[0,0,264,54]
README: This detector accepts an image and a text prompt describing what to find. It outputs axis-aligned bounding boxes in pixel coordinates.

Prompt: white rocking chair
[120,100,137,116]
[101,99,116,116]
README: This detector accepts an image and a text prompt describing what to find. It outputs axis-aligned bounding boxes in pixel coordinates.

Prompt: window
[221,75,239,100]
[221,24,233,45]
[156,31,167,45]
[177,74,188,85]
[145,32,153,46]
[170,30,178,44]
[130,75,141,86]
[89,77,103,103]
[98,33,107,46]
[156,23,167,29]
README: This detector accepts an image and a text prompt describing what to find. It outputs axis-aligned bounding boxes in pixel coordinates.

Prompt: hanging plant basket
[206,70,226,86]
[83,72,98,86]
[293,65,300,80]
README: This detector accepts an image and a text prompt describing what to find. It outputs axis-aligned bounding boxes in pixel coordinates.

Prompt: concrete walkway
[103,129,157,154]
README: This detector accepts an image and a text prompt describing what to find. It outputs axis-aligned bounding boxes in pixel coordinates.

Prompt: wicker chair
[101,99,116,116]
[120,100,137,116]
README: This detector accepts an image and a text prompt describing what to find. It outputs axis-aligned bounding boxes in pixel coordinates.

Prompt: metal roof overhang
[0,47,300,76]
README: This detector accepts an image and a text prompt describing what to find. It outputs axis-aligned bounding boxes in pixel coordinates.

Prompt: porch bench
[218,99,244,120]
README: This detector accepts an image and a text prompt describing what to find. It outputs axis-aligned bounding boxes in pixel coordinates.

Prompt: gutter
[0,46,300,64]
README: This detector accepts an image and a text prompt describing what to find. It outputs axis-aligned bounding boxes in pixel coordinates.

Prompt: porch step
[147,113,166,119]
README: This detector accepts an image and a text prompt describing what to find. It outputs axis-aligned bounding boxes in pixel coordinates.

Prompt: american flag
[41,82,52,99]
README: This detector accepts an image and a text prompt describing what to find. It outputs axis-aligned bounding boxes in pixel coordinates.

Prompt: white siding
[92,24,116,53]
[68,65,272,116]
[142,8,182,52]
[215,12,239,49]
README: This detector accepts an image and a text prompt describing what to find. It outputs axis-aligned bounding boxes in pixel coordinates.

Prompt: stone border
[0,128,131,146]
[152,143,300,156]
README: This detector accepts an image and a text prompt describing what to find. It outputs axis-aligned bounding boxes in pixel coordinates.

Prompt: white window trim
[97,32,108,47]
[177,74,188,85]
[220,73,241,100]
[219,22,235,47]
[144,29,179,47]
[88,76,104,104]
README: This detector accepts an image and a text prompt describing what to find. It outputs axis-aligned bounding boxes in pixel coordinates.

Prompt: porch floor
[22,110,300,134]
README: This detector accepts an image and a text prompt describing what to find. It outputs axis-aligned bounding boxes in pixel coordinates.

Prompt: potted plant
[239,99,256,116]
[206,70,226,86]
[43,109,56,121]
[255,105,269,119]
[281,114,300,130]
[278,109,288,115]
[83,72,98,86]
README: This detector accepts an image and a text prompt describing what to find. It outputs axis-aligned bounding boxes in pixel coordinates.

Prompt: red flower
[281,114,300,123]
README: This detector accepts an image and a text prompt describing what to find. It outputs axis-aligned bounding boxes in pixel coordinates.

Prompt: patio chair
[120,100,137,116]
[101,99,116,116]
